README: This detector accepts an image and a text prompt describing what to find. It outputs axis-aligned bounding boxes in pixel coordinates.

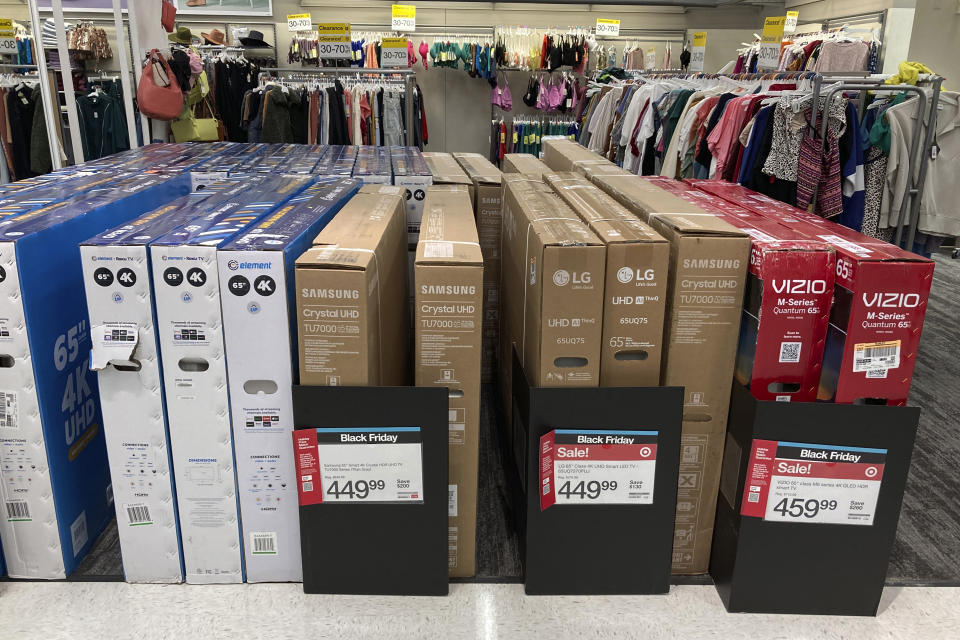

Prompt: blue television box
[150,175,313,584]
[0,172,190,579]
[78,177,280,583]
[217,177,360,582]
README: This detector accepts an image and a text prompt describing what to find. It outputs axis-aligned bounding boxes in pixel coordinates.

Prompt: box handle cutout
[683,413,713,422]
[111,360,142,372]
[448,390,464,399]
[553,357,588,368]
[178,357,209,372]
[243,380,278,395]
[0,354,14,368]
[767,382,801,393]
[614,350,648,361]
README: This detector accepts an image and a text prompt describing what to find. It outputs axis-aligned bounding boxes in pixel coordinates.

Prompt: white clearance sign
[391,4,416,32]
[316,23,351,60]
[0,18,16,55]
[690,31,706,72]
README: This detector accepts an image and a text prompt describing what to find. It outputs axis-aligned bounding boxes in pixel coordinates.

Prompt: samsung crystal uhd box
[422,152,474,202]
[689,180,934,405]
[79,178,271,583]
[592,174,750,575]
[296,185,410,387]
[218,178,360,583]
[151,176,312,584]
[0,172,189,579]
[414,186,483,577]
[545,173,669,387]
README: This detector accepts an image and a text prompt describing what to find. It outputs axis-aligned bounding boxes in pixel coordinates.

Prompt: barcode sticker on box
[0,392,16,428]
[5,499,30,521]
[71,512,88,557]
[448,484,458,517]
[448,526,458,569]
[778,341,802,363]
[125,503,152,526]
[853,340,901,373]
[251,532,278,555]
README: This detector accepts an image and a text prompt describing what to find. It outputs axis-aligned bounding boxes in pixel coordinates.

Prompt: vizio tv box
[78,177,272,583]
[218,177,360,582]
[0,172,190,579]
[150,176,312,584]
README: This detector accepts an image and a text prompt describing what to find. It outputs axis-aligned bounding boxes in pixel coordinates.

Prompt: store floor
[0,582,958,639]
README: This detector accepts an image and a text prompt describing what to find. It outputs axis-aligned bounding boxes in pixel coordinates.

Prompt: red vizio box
[688,180,935,406]
[646,179,836,402]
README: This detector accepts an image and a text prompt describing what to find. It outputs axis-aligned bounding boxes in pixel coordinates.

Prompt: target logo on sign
[865,467,878,478]
[640,446,652,458]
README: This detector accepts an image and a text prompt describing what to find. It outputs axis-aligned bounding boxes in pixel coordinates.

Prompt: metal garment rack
[810,75,944,249]
[257,67,416,146]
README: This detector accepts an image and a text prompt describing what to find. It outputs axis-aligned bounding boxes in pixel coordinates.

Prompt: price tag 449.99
[292,427,424,506]
[540,429,658,510]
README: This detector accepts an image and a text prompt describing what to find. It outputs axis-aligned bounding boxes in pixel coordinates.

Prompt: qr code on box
[748,492,760,503]
[779,341,802,363]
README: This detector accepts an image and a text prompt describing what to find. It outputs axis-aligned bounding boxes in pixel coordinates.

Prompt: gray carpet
[886,253,960,585]
[57,254,960,584]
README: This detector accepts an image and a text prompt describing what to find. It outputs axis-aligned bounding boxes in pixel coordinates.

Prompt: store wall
[907,0,960,84]
[783,0,909,22]
[4,1,785,155]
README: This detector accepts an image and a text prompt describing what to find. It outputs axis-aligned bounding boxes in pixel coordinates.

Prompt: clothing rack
[257,68,416,146]
[810,75,944,248]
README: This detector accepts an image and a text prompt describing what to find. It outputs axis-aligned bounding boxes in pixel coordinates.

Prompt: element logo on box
[740,439,886,526]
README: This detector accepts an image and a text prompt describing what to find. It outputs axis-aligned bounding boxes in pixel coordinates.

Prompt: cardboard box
[542,138,610,174]
[391,147,434,245]
[544,173,669,387]
[643,180,838,402]
[296,185,410,387]
[151,176,312,584]
[502,153,551,177]
[422,152,475,202]
[690,180,935,406]
[452,153,503,383]
[79,178,266,584]
[0,173,190,579]
[414,186,483,577]
[500,174,606,404]
[592,174,750,575]
[218,178,360,583]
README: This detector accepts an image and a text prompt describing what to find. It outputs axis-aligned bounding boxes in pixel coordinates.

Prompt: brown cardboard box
[593,174,751,575]
[544,173,669,387]
[453,152,503,383]
[295,185,410,386]
[580,162,633,182]
[414,186,483,578]
[542,138,610,174]
[422,152,475,202]
[502,153,551,177]
[499,174,606,433]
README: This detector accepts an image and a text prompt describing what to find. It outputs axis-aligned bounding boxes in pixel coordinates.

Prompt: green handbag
[171,100,219,142]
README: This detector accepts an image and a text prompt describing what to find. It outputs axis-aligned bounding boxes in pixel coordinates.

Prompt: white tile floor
[0,583,957,639]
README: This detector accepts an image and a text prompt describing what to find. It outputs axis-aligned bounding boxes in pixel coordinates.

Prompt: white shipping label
[741,440,886,526]
[314,428,424,503]
[540,430,658,509]
[448,484,458,517]
[853,340,900,373]
[0,391,17,429]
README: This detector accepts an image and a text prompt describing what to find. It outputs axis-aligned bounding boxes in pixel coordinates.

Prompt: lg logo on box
[617,267,655,284]
[553,270,591,286]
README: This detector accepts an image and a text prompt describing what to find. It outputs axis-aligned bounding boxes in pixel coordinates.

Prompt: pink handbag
[137,49,183,121]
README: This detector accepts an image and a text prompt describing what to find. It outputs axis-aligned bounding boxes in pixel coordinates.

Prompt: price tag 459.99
[741,440,887,526]
[540,429,658,510]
